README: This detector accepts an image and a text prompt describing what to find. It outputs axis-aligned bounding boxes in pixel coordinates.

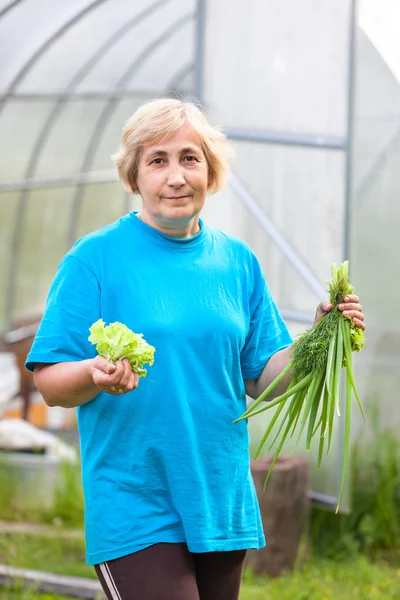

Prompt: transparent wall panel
[13,188,76,322]
[33,100,108,178]
[75,182,127,240]
[125,20,195,92]
[351,133,400,435]
[352,29,400,186]
[0,193,19,331]
[350,7,400,442]
[223,141,346,312]
[90,98,148,171]
[3,186,138,330]
[18,0,145,93]
[203,184,321,315]
[76,0,195,92]
[204,0,350,137]
[0,0,95,92]
[0,102,59,180]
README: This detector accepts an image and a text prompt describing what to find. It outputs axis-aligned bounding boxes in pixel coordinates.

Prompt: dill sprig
[234,260,366,512]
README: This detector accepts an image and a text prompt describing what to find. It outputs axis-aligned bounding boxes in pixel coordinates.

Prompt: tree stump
[246,455,310,578]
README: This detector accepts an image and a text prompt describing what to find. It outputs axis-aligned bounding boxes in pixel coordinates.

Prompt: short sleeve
[240,267,292,381]
[26,255,101,372]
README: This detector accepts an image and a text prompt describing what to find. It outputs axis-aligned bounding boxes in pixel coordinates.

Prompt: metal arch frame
[3,0,182,328]
[0,89,194,101]
[0,0,360,511]
[67,11,194,246]
[222,128,346,151]
[0,0,109,117]
[2,0,112,330]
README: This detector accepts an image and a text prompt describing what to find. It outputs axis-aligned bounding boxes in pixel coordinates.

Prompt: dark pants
[95,542,247,600]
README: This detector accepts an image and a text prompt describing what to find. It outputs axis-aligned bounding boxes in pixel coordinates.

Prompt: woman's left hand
[314,294,366,330]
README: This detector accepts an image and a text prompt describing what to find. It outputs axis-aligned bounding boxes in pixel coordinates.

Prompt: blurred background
[0,0,399,597]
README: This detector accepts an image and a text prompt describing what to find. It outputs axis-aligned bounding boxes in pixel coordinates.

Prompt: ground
[0,531,399,599]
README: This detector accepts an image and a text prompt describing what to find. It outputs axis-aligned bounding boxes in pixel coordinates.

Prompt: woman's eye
[184,156,197,162]
[151,158,164,165]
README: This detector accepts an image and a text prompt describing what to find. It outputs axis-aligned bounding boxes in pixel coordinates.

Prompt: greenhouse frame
[1,0,399,509]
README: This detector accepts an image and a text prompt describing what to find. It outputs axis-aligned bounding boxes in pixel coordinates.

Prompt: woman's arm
[245,346,292,400]
[34,357,139,408]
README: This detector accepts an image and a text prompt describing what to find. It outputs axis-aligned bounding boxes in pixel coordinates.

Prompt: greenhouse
[0,0,399,515]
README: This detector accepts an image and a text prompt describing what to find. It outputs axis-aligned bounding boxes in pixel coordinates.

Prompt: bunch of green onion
[235,261,366,511]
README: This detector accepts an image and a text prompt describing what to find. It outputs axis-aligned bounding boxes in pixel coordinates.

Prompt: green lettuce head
[88,319,155,377]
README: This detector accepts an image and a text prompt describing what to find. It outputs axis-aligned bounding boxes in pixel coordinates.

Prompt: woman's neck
[136,212,201,238]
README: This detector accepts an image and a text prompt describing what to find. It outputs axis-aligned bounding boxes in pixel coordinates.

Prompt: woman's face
[135,125,209,234]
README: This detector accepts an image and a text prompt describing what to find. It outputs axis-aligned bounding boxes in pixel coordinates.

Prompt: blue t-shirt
[26,212,292,565]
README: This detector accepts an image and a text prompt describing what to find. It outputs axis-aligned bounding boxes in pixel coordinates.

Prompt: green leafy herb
[234,261,365,512]
[88,319,155,377]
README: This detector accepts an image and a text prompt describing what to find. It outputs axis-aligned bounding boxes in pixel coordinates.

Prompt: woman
[26,99,365,600]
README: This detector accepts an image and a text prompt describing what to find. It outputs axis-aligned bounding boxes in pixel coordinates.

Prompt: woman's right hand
[89,356,139,395]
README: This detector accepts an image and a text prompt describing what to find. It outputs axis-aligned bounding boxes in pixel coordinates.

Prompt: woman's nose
[167,164,185,187]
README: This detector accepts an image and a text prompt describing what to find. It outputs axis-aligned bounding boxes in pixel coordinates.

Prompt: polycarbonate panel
[203,184,321,316]
[18,0,153,93]
[0,193,19,331]
[350,132,400,430]
[0,0,96,92]
[226,140,346,312]
[204,0,351,137]
[77,0,195,92]
[124,20,195,91]
[0,101,56,180]
[12,188,76,322]
[352,29,400,186]
[75,182,127,240]
[359,0,400,84]
[350,9,400,436]
[90,98,147,171]
[33,100,108,178]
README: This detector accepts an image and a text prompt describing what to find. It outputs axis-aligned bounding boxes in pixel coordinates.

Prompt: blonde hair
[112,98,230,194]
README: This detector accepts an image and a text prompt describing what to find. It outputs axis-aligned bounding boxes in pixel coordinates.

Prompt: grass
[0,534,91,580]
[0,534,93,599]
[310,402,400,560]
[0,461,84,528]
[0,588,75,600]
[0,533,399,599]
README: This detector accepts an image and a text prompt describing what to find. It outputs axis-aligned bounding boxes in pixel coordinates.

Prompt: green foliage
[0,460,84,528]
[0,469,18,520]
[50,462,85,527]
[235,262,366,508]
[0,533,89,579]
[0,533,399,599]
[241,555,400,599]
[311,402,400,559]
[291,308,338,380]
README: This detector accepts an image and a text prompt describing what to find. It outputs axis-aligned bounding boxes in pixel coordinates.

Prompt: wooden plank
[0,564,105,599]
